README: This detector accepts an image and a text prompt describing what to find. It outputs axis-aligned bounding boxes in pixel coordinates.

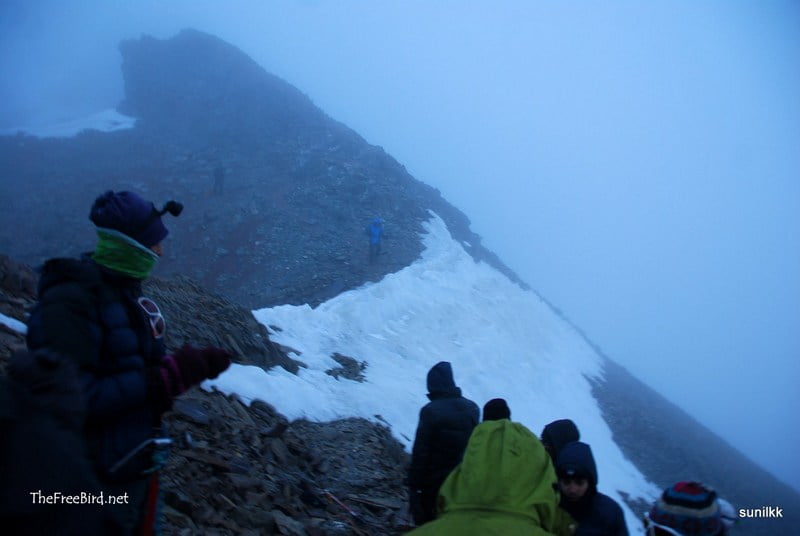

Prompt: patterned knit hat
[648,481,722,535]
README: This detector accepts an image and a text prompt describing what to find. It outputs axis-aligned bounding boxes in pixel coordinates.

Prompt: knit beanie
[89,191,167,248]
[482,398,511,421]
[648,481,722,536]
[555,441,598,487]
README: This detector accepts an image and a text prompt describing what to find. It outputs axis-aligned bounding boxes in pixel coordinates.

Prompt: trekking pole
[109,437,173,475]
[321,489,370,536]
[322,489,359,518]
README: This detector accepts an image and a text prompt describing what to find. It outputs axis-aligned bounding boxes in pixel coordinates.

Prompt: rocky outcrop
[118,29,324,149]
[0,254,36,371]
[144,275,301,373]
[162,390,411,535]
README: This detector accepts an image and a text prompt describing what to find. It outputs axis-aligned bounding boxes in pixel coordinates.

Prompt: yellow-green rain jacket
[408,419,572,535]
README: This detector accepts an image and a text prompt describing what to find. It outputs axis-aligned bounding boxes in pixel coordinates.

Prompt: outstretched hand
[199,346,231,379]
[172,344,232,386]
[148,344,233,411]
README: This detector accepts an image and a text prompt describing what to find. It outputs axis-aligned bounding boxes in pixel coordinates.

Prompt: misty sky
[1,1,798,489]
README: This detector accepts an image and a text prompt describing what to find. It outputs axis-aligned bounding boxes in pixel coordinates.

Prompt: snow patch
[1,109,136,138]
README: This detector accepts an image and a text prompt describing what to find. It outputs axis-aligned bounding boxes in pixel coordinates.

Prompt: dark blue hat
[556,441,598,486]
[483,398,511,421]
[89,191,168,248]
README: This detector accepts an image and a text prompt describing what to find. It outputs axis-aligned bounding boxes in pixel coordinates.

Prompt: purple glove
[195,346,232,380]
[148,344,232,410]
[171,344,232,385]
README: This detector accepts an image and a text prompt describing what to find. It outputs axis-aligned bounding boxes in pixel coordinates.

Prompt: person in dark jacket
[0,349,104,534]
[541,418,581,461]
[556,441,628,536]
[26,190,232,535]
[408,361,480,526]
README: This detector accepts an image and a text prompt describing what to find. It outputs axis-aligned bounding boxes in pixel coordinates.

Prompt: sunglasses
[643,513,683,536]
[137,296,166,339]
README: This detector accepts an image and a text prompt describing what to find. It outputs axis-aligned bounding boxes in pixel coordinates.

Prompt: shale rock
[161,389,411,535]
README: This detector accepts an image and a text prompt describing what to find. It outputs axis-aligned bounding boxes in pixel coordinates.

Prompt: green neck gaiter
[92,228,159,279]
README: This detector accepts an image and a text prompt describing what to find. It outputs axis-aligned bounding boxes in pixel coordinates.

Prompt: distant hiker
[0,349,104,533]
[408,419,570,535]
[213,164,225,194]
[482,397,511,421]
[555,441,628,536]
[26,190,232,534]
[644,481,722,536]
[366,216,384,262]
[408,361,480,526]
[541,418,580,461]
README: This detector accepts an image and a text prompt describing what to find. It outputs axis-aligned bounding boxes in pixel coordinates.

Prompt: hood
[37,256,140,297]
[541,419,580,457]
[426,361,460,397]
[37,257,102,297]
[437,420,561,530]
[555,441,598,487]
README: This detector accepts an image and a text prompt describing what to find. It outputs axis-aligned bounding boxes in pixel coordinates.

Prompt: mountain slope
[1,29,798,534]
[0,28,523,309]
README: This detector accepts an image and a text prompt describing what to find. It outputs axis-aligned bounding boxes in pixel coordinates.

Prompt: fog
[2,1,798,490]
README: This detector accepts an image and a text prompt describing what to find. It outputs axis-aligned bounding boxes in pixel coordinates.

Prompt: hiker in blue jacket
[556,441,628,535]
[366,217,384,262]
[26,190,232,534]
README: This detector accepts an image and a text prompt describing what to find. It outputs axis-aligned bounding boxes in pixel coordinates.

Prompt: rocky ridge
[0,29,523,310]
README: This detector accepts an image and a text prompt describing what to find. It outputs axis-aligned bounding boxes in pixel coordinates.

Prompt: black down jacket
[26,257,166,482]
[408,362,479,499]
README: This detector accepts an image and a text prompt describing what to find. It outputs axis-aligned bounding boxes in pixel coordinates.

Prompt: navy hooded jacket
[408,361,480,493]
[556,441,628,536]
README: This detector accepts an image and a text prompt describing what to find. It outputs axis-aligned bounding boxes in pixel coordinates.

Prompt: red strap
[140,473,160,536]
